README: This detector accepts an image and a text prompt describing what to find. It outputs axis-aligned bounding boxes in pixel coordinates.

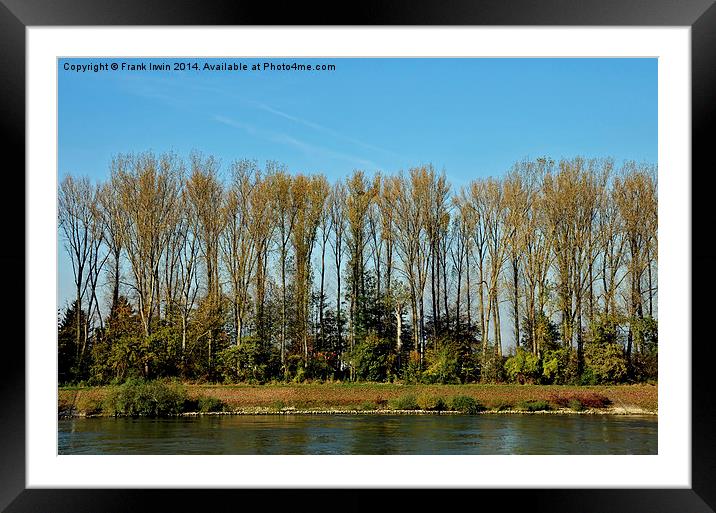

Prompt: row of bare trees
[58,151,657,383]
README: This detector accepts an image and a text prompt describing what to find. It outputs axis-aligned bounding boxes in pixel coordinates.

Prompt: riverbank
[58,382,657,417]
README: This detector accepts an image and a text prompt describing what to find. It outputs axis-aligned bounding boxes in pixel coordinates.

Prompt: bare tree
[328,182,347,366]
[59,175,106,366]
[113,152,181,345]
[60,149,658,384]
[614,161,658,360]
[175,185,200,361]
[450,196,471,331]
[543,157,606,371]
[345,170,379,370]
[221,160,260,347]
[316,181,333,351]
[291,174,330,363]
[98,160,128,312]
[388,168,431,362]
[482,178,509,359]
[503,169,528,350]
[425,168,451,335]
[378,176,396,298]
[269,165,297,368]
[514,158,554,356]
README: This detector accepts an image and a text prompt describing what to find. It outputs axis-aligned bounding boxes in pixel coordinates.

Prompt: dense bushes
[583,343,628,384]
[421,339,462,384]
[389,394,419,410]
[541,347,575,384]
[61,294,656,387]
[401,351,424,384]
[504,349,541,384]
[450,395,484,414]
[389,394,484,413]
[103,378,188,417]
[516,400,551,412]
[416,394,447,411]
[100,379,233,416]
[348,332,394,382]
[197,396,227,413]
[216,338,281,384]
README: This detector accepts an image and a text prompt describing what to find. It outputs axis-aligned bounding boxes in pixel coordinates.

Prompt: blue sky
[58,57,657,310]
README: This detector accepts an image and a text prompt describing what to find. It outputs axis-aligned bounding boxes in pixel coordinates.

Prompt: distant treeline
[58,152,657,386]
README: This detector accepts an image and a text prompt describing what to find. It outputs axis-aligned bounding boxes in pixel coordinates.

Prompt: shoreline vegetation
[59,381,657,418]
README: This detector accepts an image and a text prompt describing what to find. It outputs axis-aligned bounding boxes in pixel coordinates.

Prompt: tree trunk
[419,295,425,365]
[237,310,243,348]
[75,283,82,361]
[466,252,471,329]
[647,250,654,318]
[112,250,120,311]
[479,267,486,356]
[411,295,419,354]
[576,297,583,376]
[494,289,502,359]
[335,248,343,372]
[430,249,437,336]
[319,241,326,350]
[442,247,450,331]
[281,246,287,367]
[512,257,520,349]
[455,254,462,332]
[395,307,402,352]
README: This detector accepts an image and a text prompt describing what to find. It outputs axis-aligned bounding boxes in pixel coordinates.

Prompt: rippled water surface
[58,414,656,455]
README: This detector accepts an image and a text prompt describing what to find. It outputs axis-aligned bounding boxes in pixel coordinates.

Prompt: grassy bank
[59,382,657,417]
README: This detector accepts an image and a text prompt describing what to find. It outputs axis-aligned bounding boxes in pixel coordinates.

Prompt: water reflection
[58,414,657,455]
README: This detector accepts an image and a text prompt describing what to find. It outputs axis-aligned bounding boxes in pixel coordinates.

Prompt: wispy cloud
[213,115,379,169]
[117,72,401,166]
[255,102,404,160]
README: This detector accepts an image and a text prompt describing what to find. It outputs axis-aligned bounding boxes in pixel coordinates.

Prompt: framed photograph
[3,0,714,511]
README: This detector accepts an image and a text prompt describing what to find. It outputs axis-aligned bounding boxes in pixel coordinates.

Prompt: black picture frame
[1,1,713,511]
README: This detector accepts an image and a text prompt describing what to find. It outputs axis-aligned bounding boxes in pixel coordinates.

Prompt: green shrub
[578,368,598,385]
[348,332,394,382]
[307,352,339,381]
[504,348,541,384]
[422,338,462,384]
[216,338,281,384]
[521,312,561,355]
[417,394,447,411]
[517,400,551,412]
[402,351,423,384]
[103,378,187,417]
[450,395,484,414]
[292,363,308,384]
[198,396,226,413]
[541,347,577,384]
[584,343,628,384]
[82,397,104,415]
[478,345,505,383]
[632,351,658,383]
[389,394,419,410]
[568,399,585,411]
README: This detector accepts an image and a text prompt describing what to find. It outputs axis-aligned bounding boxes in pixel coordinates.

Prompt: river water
[58,414,656,455]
